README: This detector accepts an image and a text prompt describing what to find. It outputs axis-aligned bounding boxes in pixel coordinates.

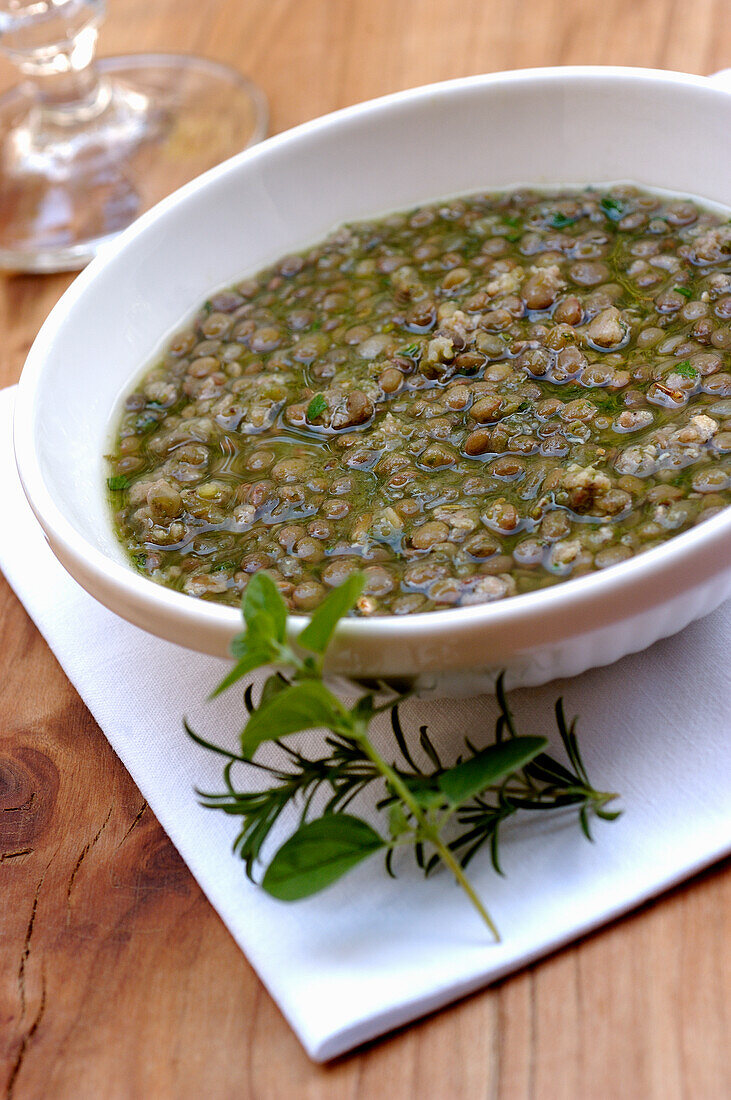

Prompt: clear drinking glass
[0,0,267,272]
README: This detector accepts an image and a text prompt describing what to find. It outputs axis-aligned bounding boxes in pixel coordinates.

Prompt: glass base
[0,54,267,273]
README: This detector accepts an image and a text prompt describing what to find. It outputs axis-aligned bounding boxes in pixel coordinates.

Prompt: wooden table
[2,2,730,1096]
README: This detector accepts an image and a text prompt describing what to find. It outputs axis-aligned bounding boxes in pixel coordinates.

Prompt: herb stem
[356,728,501,941]
[427,832,502,943]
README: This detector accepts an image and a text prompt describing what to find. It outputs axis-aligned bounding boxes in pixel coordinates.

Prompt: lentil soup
[108,186,731,615]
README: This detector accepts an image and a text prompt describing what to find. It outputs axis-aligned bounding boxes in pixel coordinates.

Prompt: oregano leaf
[243,572,287,644]
[240,680,351,757]
[297,572,365,653]
[262,814,386,900]
[210,644,276,699]
[438,737,547,806]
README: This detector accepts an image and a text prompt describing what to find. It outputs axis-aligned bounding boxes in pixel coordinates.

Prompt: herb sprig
[187,573,620,938]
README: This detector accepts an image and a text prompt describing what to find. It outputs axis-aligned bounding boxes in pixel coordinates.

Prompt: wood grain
[2,2,730,1096]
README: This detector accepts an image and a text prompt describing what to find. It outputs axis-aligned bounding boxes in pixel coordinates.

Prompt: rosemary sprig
[186,572,620,939]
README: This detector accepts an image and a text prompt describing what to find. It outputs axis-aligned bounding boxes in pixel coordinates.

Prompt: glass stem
[2,0,111,124]
[32,58,110,125]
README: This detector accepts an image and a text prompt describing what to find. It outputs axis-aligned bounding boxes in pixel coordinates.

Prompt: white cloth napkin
[2,384,730,1061]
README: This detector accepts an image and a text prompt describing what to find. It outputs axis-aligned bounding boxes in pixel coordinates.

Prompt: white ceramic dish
[14,66,731,694]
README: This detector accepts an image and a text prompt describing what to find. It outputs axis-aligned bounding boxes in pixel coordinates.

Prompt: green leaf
[555,701,590,786]
[407,782,447,810]
[399,342,421,359]
[548,213,577,229]
[212,560,236,572]
[231,632,252,659]
[673,285,693,299]
[107,474,130,492]
[260,672,289,707]
[262,814,386,900]
[388,802,410,839]
[245,612,281,650]
[210,643,276,699]
[243,572,287,644]
[240,680,351,757]
[671,360,698,380]
[135,412,159,433]
[306,393,328,421]
[297,572,365,653]
[419,725,443,770]
[524,752,577,787]
[600,196,625,221]
[438,736,547,806]
[351,693,375,718]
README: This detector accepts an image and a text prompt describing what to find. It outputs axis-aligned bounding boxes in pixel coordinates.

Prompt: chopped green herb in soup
[108,186,731,614]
